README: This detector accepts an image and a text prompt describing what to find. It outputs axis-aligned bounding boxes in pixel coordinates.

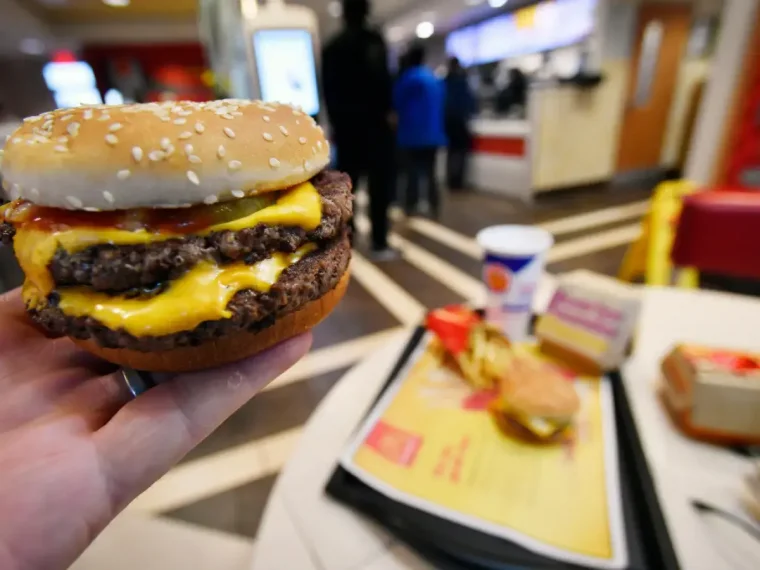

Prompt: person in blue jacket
[394,43,446,217]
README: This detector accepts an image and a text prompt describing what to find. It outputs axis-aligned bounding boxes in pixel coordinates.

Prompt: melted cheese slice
[23,244,316,337]
[12,181,322,296]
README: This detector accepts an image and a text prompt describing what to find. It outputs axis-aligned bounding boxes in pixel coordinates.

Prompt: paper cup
[476,225,554,342]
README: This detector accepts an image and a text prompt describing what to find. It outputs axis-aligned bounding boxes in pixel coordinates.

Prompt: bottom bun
[73,272,350,373]
[491,411,571,445]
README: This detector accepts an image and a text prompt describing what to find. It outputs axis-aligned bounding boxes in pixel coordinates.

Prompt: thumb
[94,333,312,510]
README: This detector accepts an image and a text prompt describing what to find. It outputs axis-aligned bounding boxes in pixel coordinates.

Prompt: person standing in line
[394,43,446,217]
[444,57,476,191]
[322,0,397,260]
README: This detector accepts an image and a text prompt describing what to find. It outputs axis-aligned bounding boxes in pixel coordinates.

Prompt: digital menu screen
[253,29,320,116]
[446,0,597,66]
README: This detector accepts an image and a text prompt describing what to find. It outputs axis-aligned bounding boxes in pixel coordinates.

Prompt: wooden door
[616,3,691,173]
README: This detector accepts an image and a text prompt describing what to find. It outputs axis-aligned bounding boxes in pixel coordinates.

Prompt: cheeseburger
[0,100,352,372]
[490,356,580,444]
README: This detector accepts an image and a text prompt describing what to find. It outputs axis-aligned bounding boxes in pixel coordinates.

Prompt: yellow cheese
[23,244,316,337]
[12,181,322,295]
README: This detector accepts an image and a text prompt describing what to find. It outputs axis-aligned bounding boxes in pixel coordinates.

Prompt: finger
[93,333,312,510]
[55,369,134,431]
[0,334,116,395]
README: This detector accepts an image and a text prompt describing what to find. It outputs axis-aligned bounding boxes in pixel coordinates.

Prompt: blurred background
[1,0,760,569]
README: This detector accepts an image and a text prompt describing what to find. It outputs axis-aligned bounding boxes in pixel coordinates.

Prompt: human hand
[0,288,311,570]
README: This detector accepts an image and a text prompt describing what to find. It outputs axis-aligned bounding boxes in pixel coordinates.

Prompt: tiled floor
[0,183,653,566]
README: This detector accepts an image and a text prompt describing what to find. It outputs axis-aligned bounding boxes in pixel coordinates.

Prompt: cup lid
[476,225,554,257]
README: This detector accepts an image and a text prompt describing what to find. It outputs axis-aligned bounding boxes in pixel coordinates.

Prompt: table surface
[251,283,760,570]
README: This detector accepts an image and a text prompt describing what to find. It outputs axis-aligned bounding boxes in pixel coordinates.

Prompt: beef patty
[2,170,352,293]
[29,232,351,352]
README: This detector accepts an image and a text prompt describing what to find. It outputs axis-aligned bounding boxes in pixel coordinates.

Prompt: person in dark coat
[322,0,396,259]
[443,57,476,190]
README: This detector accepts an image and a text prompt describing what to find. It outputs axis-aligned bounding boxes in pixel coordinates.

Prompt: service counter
[464,73,626,200]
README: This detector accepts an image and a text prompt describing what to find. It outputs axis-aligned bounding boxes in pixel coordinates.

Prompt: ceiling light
[102,0,130,7]
[19,38,46,56]
[416,21,435,39]
[488,0,508,7]
[327,1,342,18]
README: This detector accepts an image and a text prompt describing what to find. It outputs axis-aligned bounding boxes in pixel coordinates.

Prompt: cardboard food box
[661,345,760,445]
[536,280,640,375]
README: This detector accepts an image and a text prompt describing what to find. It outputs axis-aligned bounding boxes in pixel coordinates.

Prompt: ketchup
[5,200,215,235]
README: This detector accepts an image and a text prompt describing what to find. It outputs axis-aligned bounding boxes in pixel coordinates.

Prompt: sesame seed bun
[1,100,330,211]
[500,362,580,421]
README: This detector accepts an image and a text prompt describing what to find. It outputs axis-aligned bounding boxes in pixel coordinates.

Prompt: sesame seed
[149,150,164,162]
[160,117,171,122]
[263,132,274,142]
[54,145,67,152]
[98,114,111,122]
[222,114,234,120]
[66,123,80,136]
[188,155,202,164]
[299,137,307,145]
[269,157,281,169]
[195,122,205,133]
[132,146,144,162]
[83,109,94,120]
[117,169,131,181]
[61,114,74,122]
[184,144,194,155]
[217,145,226,159]
[109,123,123,132]
[231,111,243,116]
[42,120,53,130]
[160,138,172,150]
[228,160,242,170]
[174,118,187,125]
[279,126,289,136]
[179,131,193,140]
[263,116,271,123]
[103,191,115,204]
[231,189,245,198]
[165,144,175,156]
[177,109,193,116]
[66,196,83,208]
[317,140,323,150]
[296,120,301,125]
[105,134,119,146]
[187,171,200,185]
[203,195,218,205]
[304,160,311,170]
[57,136,68,143]
[224,127,236,139]
[11,137,21,144]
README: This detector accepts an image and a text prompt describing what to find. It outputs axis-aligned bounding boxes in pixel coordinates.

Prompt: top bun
[1,99,330,211]
[501,362,580,420]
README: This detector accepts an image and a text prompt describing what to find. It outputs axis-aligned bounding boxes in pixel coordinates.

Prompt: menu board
[446,0,597,65]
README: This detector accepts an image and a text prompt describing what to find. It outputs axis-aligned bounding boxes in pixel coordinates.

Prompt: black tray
[326,326,680,570]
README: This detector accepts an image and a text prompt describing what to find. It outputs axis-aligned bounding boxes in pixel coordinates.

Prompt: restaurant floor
[0,183,652,569]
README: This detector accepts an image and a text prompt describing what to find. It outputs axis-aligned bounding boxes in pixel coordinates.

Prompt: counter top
[470,116,530,138]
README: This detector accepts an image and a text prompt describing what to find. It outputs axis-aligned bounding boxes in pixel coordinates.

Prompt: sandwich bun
[2,100,330,211]
[502,362,580,422]
[72,273,349,373]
